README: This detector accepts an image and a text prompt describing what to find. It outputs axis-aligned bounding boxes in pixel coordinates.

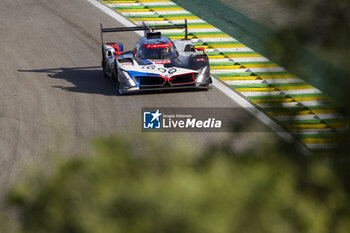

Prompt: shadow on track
[18,66,118,96]
[18,66,209,96]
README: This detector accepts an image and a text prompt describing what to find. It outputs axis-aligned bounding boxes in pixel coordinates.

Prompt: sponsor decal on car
[143,43,173,49]
[153,60,172,64]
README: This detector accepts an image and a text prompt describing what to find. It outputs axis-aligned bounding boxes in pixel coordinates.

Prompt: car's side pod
[189,54,210,70]
[118,58,134,65]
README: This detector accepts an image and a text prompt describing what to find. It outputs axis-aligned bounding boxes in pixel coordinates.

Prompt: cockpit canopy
[139,42,177,59]
[136,36,178,60]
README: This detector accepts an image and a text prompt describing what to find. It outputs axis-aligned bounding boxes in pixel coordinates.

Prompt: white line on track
[121,10,190,15]
[108,2,177,7]
[316,113,344,119]
[276,115,319,121]
[225,80,269,85]
[211,69,248,74]
[306,144,337,149]
[134,20,196,25]
[149,10,193,15]
[85,0,306,150]
[206,48,253,52]
[262,78,304,83]
[294,130,334,134]
[192,38,236,42]
[257,100,331,108]
[248,67,286,73]
[243,89,319,96]
[281,89,322,95]
[132,19,205,24]
[297,100,332,106]
[156,28,222,33]
[241,91,281,97]
[241,91,283,96]
[253,89,320,96]
[229,57,270,62]
[208,59,235,63]
[213,68,289,74]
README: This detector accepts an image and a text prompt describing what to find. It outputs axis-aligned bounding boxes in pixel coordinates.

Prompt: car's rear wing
[100,19,188,45]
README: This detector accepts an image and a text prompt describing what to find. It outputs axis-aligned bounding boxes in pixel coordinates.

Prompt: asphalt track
[0,0,273,195]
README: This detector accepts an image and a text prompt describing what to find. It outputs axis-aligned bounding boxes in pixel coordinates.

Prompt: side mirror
[184,44,196,52]
[195,47,205,54]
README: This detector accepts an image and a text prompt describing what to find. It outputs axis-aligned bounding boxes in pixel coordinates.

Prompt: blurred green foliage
[1,135,350,233]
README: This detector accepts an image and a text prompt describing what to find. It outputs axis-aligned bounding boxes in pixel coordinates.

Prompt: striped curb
[100,0,347,153]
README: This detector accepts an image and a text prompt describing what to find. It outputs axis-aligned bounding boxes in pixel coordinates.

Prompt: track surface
[0,0,271,194]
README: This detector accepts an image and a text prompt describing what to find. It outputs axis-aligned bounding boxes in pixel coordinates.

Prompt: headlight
[122,70,131,80]
[122,70,136,86]
[196,66,208,83]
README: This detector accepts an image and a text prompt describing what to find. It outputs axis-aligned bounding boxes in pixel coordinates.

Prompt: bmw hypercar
[100,22,212,94]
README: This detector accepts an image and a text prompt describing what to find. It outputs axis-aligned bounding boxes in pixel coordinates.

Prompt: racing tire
[103,62,111,79]
[114,73,123,95]
[116,82,124,95]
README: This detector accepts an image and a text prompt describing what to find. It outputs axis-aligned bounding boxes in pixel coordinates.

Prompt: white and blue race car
[100,22,212,94]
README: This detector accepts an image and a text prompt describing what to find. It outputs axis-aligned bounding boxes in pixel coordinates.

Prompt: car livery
[100,21,212,94]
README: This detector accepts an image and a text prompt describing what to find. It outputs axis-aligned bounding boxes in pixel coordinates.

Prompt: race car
[100,21,212,94]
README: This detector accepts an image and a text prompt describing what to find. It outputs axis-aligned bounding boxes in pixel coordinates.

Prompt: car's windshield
[139,43,178,59]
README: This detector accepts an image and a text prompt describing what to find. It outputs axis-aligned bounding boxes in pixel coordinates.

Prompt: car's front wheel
[114,71,123,95]
[103,62,111,79]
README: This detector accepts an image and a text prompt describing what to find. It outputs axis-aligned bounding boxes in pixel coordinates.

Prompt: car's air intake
[135,76,165,87]
[170,73,198,85]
